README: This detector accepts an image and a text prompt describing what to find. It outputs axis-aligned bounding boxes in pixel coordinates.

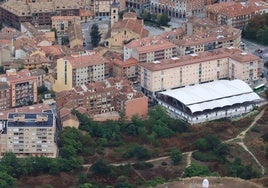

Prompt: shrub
[133,162,154,170]
[183,163,211,178]
[192,151,218,162]
[170,149,182,165]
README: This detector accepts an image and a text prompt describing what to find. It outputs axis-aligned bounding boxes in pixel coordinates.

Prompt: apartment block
[0,82,10,110]
[53,53,109,92]
[206,0,268,28]
[112,58,139,81]
[0,0,80,30]
[124,36,177,62]
[51,16,81,35]
[0,104,57,158]
[176,26,241,55]
[0,69,38,108]
[150,0,205,18]
[139,47,261,98]
[56,78,148,120]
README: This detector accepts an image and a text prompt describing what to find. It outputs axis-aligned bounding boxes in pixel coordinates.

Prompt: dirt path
[82,108,267,176]
[224,108,266,175]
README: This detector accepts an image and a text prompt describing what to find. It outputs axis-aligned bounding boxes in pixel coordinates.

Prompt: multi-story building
[0,82,10,110]
[0,69,38,107]
[125,0,150,14]
[53,53,109,92]
[206,0,268,29]
[0,0,80,30]
[175,25,241,55]
[56,78,148,120]
[150,0,205,18]
[139,47,262,98]
[51,16,81,35]
[123,35,177,62]
[0,104,57,158]
[112,58,139,82]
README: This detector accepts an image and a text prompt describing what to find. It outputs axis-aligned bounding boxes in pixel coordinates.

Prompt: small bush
[161,161,168,166]
[192,151,218,162]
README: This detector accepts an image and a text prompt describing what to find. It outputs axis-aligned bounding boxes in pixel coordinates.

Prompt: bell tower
[110,0,119,28]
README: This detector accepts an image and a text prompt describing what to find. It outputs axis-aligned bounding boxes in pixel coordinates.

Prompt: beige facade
[139,48,261,97]
[51,16,81,35]
[105,12,149,49]
[53,54,109,92]
[124,36,177,62]
[0,104,57,158]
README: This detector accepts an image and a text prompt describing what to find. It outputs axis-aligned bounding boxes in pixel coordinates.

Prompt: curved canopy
[159,79,261,113]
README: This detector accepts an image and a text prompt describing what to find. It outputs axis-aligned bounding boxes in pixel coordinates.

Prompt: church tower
[110,0,119,28]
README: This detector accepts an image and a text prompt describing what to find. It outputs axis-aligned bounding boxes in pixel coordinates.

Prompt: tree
[91,159,111,175]
[0,66,5,74]
[170,149,182,165]
[156,14,170,26]
[0,172,16,188]
[90,24,101,48]
[38,85,48,95]
[183,163,211,178]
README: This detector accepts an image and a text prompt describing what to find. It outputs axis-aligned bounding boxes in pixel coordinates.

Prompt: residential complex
[150,0,205,18]
[206,0,268,28]
[123,35,177,62]
[0,104,57,158]
[175,20,241,55]
[0,0,80,30]
[53,53,109,92]
[56,78,148,120]
[139,47,262,98]
[0,69,38,108]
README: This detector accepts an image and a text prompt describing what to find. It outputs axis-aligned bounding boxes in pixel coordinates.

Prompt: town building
[51,16,81,35]
[123,35,177,62]
[104,12,149,49]
[139,47,261,99]
[176,23,241,55]
[56,78,148,120]
[0,104,57,158]
[112,58,139,82]
[67,23,84,51]
[0,82,10,110]
[156,79,261,124]
[24,54,52,70]
[53,53,109,92]
[150,0,205,18]
[0,69,38,108]
[206,0,268,29]
[0,0,80,30]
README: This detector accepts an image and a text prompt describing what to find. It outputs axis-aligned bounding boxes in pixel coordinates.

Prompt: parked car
[256,49,263,53]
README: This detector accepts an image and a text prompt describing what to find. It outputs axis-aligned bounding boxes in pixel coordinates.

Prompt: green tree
[262,132,268,142]
[1,152,22,177]
[0,172,16,188]
[90,24,102,48]
[91,159,111,175]
[0,66,5,74]
[156,14,170,26]
[141,10,151,20]
[38,85,48,95]
[170,149,182,165]
[183,163,211,178]
[194,138,209,151]
[256,26,268,45]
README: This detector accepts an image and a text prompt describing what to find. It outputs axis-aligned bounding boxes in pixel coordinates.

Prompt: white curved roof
[159,79,261,113]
